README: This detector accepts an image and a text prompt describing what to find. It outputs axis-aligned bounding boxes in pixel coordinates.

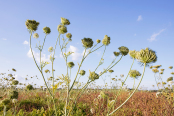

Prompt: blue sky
[0,0,174,90]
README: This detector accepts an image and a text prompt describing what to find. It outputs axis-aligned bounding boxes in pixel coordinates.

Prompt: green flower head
[43,27,51,34]
[167,77,173,82]
[118,46,129,56]
[171,72,174,75]
[79,70,86,76]
[102,35,110,46]
[153,65,162,69]
[26,84,34,91]
[160,69,165,71]
[162,82,166,85]
[48,46,53,52]
[113,52,120,57]
[33,33,39,39]
[66,33,72,39]
[57,24,67,34]
[96,39,101,43]
[135,48,157,64]
[129,50,137,59]
[67,62,75,68]
[61,17,70,25]
[108,70,114,73]
[89,70,99,81]
[169,66,173,69]
[81,38,94,49]
[12,80,19,85]
[129,70,141,78]
[25,19,40,32]
[152,68,159,73]
[0,98,10,105]
[8,90,18,99]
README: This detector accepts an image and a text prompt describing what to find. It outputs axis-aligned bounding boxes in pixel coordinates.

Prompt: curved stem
[108,63,146,116]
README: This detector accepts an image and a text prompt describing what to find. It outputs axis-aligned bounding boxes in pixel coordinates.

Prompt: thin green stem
[108,63,146,116]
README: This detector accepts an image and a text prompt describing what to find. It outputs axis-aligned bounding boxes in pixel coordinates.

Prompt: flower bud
[136,48,157,64]
[150,66,153,69]
[118,46,129,56]
[8,90,18,99]
[96,39,101,43]
[159,72,163,74]
[108,70,114,73]
[129,70,141,78]
[45,69,50,73]
[79,70,85,76]
[12,80,19,85]
[169,66,173,69]
[167,77,173,82]
[66,33,72,39]
[162,82,166,85]
[67,62,75,68]
[153,65,162,69]
[161,69,165,71]
[25,19,40,32]
[26,84,34,90]
[8,74,13,77]
[89,70,99,81]
[113,52,120,57]
[81,38,94,49]
[43,27,51,34]
[129,50,137,59]
[171,72,174,75]
[57,24,67,34]
[102,35,110,46]
[152,68,159,73]
[48,46,53,52]
[61,17,70,25]
[33,33,39,39]
[12,68,16,72]
[0,98,10,105]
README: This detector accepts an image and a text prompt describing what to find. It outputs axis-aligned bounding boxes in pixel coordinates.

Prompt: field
[0,88,173,116]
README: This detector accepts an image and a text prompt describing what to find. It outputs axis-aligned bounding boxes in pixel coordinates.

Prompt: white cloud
[27,49,50,63]
[137,15,142,21]
[2,38,7,40]
[148,29,166,42]
[68,45,82,61]
[23,40,29,45]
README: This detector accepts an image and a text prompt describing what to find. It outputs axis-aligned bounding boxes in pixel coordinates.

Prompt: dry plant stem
[29,31,58,116]
[3,105,6,116]
[154,74,160,90]
[108,63,146,116]
[107,58,135,114]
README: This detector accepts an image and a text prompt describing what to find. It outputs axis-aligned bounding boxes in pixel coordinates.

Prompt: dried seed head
[61,17,70,25]
[81,38,94,49]
[129,70,141,78]
[12,68,16,72]
[135,48,157,64]
[0,98,10,105]
[8,90,18,99]
[167,77,173,82]
[57,24,67,34]
[79,70,86,76]
[169,66,173,69]
[45,69,50,73]
[113,52,120,57]
[129,50,137,59]
[25,19,40,32]
[152,68,159,73]
[67,62,75,68]
[33,33,39,39]
[48,46,53,52]
[26,84,34,90]
[102,35,110,46]
[66,33,72,39]
[43,27,51,34]
[89,70,99,81]
[108,70,114,73]
[160,69,165,71]
[153,65,162,69]
[171,72,174,75]
[96,39,101,43]
[12,80,19,85]
[118,46,129,56]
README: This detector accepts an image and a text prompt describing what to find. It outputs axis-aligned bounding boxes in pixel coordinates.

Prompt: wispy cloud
[2,38,7,40]
[137,15,142,21]
[23,40,29,45]
[27,49,50,63]
[148,29,166,42]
